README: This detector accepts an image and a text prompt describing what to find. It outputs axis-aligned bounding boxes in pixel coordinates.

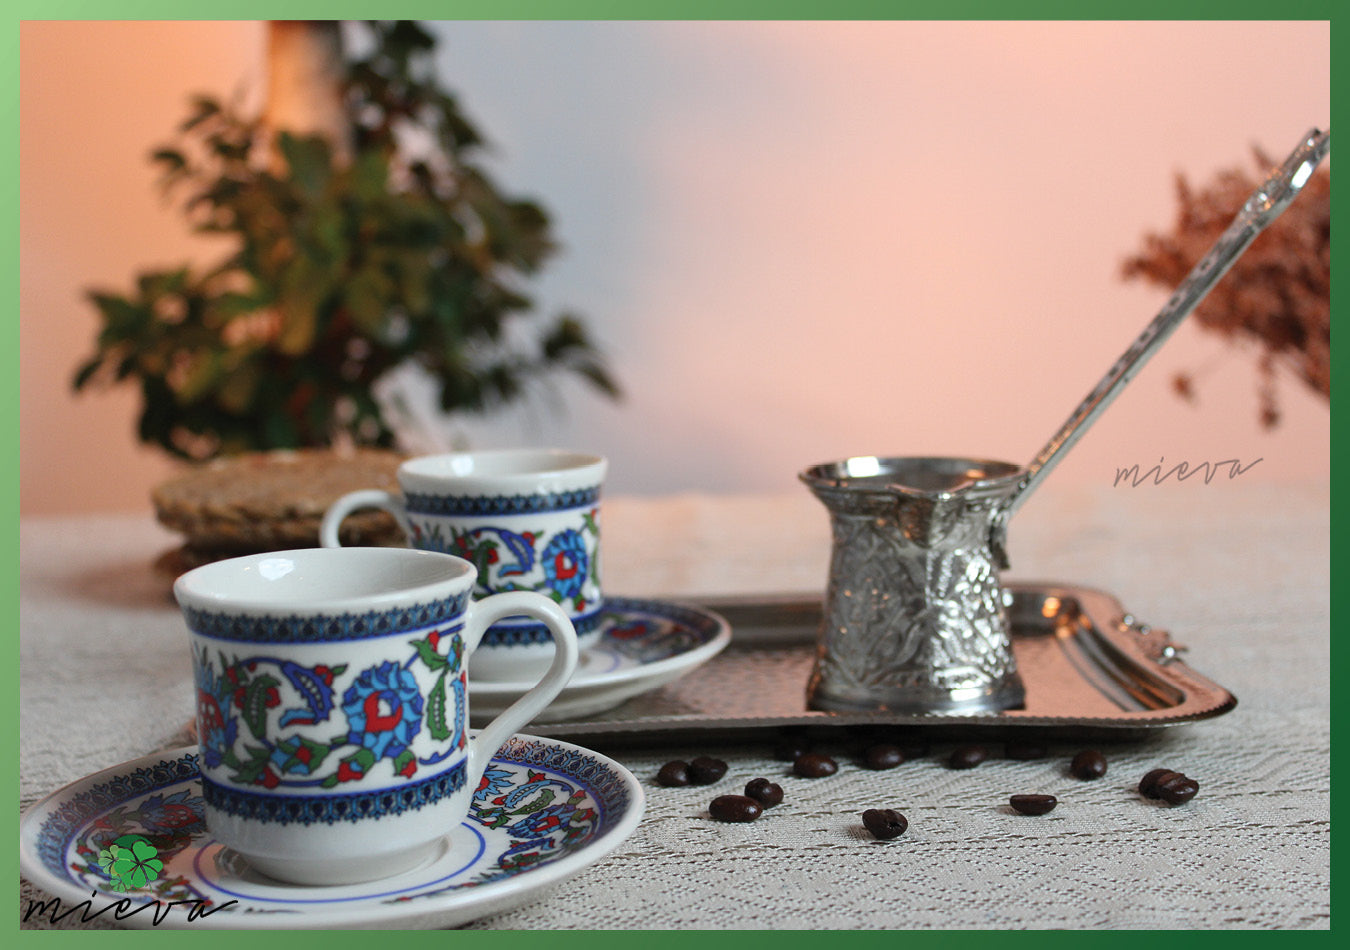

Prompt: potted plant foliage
[73,20,618,460]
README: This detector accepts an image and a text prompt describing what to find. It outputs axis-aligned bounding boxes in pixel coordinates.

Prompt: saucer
[20,736,643,930]
[470,597,731,722]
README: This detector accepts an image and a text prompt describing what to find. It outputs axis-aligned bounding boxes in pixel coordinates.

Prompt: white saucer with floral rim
[20,735,643,930]
[469,597,731,723]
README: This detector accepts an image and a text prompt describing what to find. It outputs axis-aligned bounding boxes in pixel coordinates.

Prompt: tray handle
[1119,614,1188,665]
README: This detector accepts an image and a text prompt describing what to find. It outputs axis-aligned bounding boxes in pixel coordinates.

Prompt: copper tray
[526,582,1237,744]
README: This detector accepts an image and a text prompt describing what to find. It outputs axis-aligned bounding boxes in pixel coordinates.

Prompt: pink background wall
[20,20,1331,515]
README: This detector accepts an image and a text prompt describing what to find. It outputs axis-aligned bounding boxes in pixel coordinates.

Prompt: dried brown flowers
[1121,148,1329,428]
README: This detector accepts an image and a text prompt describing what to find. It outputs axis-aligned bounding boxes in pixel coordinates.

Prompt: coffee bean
[744,777,784,808]
[655,761,690,787]
[1139,768,1182,799]
[687,756,728,785]
[1156,774,1200,806]
[1069,749,1108,780]
[948,745,989,770]
[793,752,839,778]
[1005,741,1048,761]
[1009,794,1058,815]
[863,743,904,770]
[709,795,762,823]
[861,808,908,840]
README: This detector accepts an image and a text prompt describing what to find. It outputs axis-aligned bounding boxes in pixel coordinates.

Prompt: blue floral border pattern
[183,592,471,644]
[388,735,634,901]
[30,742,634,912]
[599,598,721,662]
[480,605,603,646]
[35,753,201,880]
[492,735,632,816]
[199,760,467,825]
[404,487,600,517]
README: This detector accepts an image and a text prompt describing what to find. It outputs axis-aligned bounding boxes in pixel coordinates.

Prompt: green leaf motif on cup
[427,668,451,742]
[241,674,281,741]
[193,627,466,793]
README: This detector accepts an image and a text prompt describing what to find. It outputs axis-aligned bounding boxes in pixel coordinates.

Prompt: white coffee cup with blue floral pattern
[174,546,579,886]
[321,449,606,681]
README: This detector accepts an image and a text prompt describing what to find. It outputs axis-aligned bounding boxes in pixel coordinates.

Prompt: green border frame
[11,2,1337,944]
[6,0,1342,20]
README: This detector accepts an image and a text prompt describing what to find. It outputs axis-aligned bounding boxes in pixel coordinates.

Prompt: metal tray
[526,582,1237,745]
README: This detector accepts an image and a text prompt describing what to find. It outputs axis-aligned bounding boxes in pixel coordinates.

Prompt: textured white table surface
[19,483,1330,929]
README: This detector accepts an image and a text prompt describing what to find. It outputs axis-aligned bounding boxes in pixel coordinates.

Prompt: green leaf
[350,150,390,201]
[241,674,280,741]
[571,361,623,400]
[229,744,272,785]
[427,669,450,741]
[216,362,261,414]
[179,94,220,132]
[411,636,448,671]
[88,292,151,339]
[344,267,395,334]
[174,350,225,403]
[150,148,186,172]
[542,316,587,360]
[278,132,333,197]
[71,357,103,391]
[510,787,555,816]
[276,292,320,356]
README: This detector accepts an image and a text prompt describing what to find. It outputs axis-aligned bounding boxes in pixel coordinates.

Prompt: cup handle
[460,592,579,792]
[319,490,409,547]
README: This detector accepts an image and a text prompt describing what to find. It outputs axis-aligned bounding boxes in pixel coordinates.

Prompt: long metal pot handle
[990,127,1330,568]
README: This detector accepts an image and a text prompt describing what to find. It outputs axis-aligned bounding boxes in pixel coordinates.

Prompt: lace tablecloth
[19,483,1329,929]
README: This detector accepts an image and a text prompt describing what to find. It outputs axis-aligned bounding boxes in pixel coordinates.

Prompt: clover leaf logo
[96,834,163,892]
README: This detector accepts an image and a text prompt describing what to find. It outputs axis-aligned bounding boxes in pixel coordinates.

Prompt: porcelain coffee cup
[320,449,606,681]
[173,546,579,886]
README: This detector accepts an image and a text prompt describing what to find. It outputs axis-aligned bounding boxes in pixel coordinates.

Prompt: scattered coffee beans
[1157,774,1200,805]
[1069,749,1108,780]
[709,795,762,823]
[793,752,839,778]
[948,745,989,770]
[744,777,784,808]
[1139,768,1180,798]
[861,808,909,840]
[687,756,728,785]
[1140,768,1200,805]
[863,743,905,770]
[1009,794,1058,815]
[655,760,691,787]
[1005,741,1048,761]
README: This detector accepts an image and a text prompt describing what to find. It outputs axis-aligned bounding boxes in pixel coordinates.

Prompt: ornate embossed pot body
[173,546,578,885]
[799,456,1026,714]
[794,133,1333,714]
[322,449,606,681]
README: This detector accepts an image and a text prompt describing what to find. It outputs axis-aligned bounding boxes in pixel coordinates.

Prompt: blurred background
[20,20,1331,516]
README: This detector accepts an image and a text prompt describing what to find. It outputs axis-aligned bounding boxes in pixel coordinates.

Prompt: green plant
[73,21,618,460]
